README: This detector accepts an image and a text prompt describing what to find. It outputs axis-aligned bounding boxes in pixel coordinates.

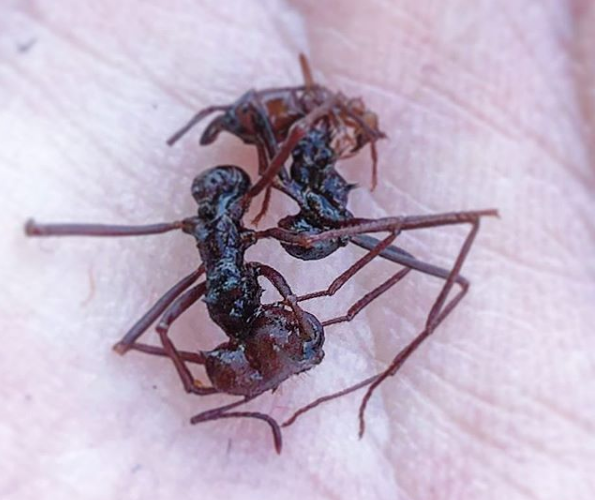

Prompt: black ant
[26,165,325,453]
[246,127,497,434]
[166,54,386,222]
[25,157,497,451]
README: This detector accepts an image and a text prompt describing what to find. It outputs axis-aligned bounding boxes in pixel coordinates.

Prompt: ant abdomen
[204,306,325,397]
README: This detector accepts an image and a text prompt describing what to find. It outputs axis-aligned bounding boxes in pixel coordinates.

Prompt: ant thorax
[190,166,262,337]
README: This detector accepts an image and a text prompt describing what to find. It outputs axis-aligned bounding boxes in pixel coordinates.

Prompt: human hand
[2,1,593,499]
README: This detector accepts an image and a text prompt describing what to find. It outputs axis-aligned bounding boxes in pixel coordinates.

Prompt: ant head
[247,306,325,377]
[204,306,325,396]
[192,166,251,219]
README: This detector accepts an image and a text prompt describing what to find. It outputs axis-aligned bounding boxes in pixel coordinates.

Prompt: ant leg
[190,396,283,454]
[25,219,186,237]
[321,267,412,327]
[282,280,467,428]
[250,263,318,339]
[251,140,275,225]
[113,265,205,354]
[256,209,498,247]
[126,342,207,365]
[356,219,480,437]
[151,282,218,396]
[369,140,379,191]
[351,234,467,283]
[282,374,377,427]
[296,232,399,302]
[283,260,465,426]
[166,105,230,146]
[335,101,385,190]
[295,233,471,320]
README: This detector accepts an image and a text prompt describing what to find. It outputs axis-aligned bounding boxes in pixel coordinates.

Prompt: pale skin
[0,1,593,500]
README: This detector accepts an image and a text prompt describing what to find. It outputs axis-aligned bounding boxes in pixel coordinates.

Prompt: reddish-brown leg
[256,209,498,246]
[126,342,207,365]
[166,105,230,146]
[113,266,205,354]
[322,267,412,327]
[280,214,490,433]
[151,282,217,396]
[283,263,468,428]
[351,234,469,286]
[295,232,400,303]
[251,262,319,341]
[356,219,481,435]
[295,234,471,325]
[190,395,283,454]
[299,53,315,89]
[25,219,185,237]
[251,140,276,225]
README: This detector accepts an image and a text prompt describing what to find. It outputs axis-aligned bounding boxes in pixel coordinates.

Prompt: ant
[166,54,386,223]
[25,159,496,451]
[166,55,447,283]
[168,59,499,437]
[26,165,325,453]
[248,126,497,434]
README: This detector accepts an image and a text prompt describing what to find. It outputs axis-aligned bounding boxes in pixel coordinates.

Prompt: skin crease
[0,0,593,499]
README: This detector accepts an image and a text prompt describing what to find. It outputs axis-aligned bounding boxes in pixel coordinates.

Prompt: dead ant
[248,126,498,434]
[25,158,497,451]
[26,165,325,453]
[166,54,386,222]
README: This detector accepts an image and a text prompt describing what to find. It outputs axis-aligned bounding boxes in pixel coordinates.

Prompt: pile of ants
[26,55,497,453]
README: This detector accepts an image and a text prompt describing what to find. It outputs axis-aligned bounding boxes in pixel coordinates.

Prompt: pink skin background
[1,1,593,499]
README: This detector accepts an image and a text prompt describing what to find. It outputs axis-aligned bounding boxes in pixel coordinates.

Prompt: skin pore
[1,1,593,499]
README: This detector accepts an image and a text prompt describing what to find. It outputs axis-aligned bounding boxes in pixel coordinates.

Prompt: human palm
[2,1,593,499]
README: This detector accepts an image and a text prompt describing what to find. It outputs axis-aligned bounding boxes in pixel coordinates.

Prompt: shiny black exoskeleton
[277,129,357,260]
[189,167,262,336]
[187,166,325,396]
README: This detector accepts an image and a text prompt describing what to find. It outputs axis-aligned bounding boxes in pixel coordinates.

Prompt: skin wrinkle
[499,4,590,148]
[315,1,523,110]
[354,2,593,187]
[7,60,144,185]
[23,10,153,93]
[423,74,590,187]
[414,360,586,468]
[394,364,515,455]
[391,380,544,500]
[528,391,593,435]
[0,88,110,208]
